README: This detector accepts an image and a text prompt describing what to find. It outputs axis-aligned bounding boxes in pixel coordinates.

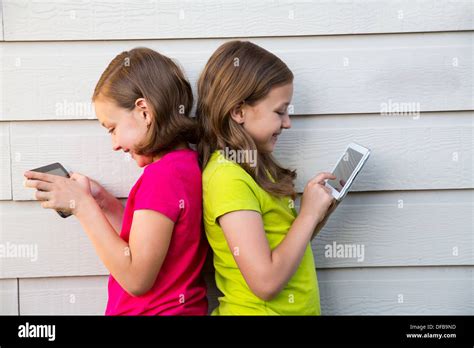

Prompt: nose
[112,138,121,151]
[281,114,291,129]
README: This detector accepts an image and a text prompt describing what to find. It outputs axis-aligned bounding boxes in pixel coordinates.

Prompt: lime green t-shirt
[203,150,321,315]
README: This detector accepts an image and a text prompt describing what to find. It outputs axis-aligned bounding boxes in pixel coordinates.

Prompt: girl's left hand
[310,198,340,241]
[23,170,94,216]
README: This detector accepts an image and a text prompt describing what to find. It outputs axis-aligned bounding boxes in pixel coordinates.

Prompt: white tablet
[325,142,370,201]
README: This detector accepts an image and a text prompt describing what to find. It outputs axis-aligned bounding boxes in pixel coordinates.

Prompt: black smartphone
[30,162,72,218]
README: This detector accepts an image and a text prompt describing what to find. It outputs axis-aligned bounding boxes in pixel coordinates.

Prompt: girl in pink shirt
[24,47,208,315]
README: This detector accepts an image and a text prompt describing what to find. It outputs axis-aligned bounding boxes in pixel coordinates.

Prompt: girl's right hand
[88,178,106,201]
[70,173,106,208]
[70,173,124,235]
[299,172,336,226]
[89,178,110,210]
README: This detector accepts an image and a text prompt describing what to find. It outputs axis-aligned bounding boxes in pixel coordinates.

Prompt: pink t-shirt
[105,148,208,315]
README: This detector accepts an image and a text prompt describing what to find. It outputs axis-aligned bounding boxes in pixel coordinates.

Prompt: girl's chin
[268,137,278,150]
[258,145,275,154]
[135,155,155,167]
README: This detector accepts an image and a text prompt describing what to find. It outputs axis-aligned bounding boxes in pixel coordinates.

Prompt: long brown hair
[196,40,296,199]
[92,47,196,157]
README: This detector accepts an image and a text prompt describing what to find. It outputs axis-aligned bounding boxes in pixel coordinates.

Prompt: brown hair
[92,47,196,156]
[196,40,296,199]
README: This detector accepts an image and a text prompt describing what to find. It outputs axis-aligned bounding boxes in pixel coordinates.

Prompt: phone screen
[30,163,71,218]
[46,167,69,177]
[326,148,364,192]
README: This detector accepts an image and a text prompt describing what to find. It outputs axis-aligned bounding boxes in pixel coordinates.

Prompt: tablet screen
[326,147,364,192]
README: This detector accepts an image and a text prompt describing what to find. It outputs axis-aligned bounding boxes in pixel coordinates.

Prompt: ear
[135,98,152,127]
[229,103,246,125]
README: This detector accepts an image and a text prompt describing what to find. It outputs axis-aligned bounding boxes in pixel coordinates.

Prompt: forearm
[265,202,338,294]
[96,189,124,235]
[264,212,323,296]
[75,197,138,294]
[311,200,339,240]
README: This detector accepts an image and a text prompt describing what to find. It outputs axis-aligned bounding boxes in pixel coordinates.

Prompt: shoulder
[136,149,201,199]
[203,151,262,218]
[144,149,200,180]
[203,151,254,188]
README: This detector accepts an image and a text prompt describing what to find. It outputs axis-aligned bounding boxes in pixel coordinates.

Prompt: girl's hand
[23,171,94,216]
[311,198,340,240]
[299,172,336,226]
[71,173,117,213]
[75,174,104,201]
[83,176,116,212]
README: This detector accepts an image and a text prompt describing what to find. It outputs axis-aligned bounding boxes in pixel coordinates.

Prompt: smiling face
[94,96,155,168]
[235,83,293,154]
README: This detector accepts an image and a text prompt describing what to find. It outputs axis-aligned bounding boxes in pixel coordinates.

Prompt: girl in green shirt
[196,40,336,315]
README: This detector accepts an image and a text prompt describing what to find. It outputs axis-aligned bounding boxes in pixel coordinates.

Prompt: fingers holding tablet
[23,178,53,192]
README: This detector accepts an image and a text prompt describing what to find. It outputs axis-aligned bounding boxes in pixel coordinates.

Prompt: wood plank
[10,121,141,200]
[318,266,473,315]
[0,200,108,279]
[8,112,473,198]
[1,189,471,279]
[17,266,471,315]
[0,32,471,120]
[0,1,3,41]
[3,0,473,41]
[0,279,18,315]
[274,112,474,192]
[310,190,474,268]
[0,122,12,199]
[19,276,108,315]
[19,275,221,315]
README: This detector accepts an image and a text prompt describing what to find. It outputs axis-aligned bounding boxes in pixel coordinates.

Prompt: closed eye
[108,128,115,134]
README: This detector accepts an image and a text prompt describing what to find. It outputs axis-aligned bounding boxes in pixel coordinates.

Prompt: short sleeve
[134,166,182,223]
[206,164,261,223]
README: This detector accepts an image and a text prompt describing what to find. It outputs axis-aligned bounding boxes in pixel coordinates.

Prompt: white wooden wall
[0,0,472,315]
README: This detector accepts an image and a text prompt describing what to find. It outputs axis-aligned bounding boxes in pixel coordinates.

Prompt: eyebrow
[277,102,290,108]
